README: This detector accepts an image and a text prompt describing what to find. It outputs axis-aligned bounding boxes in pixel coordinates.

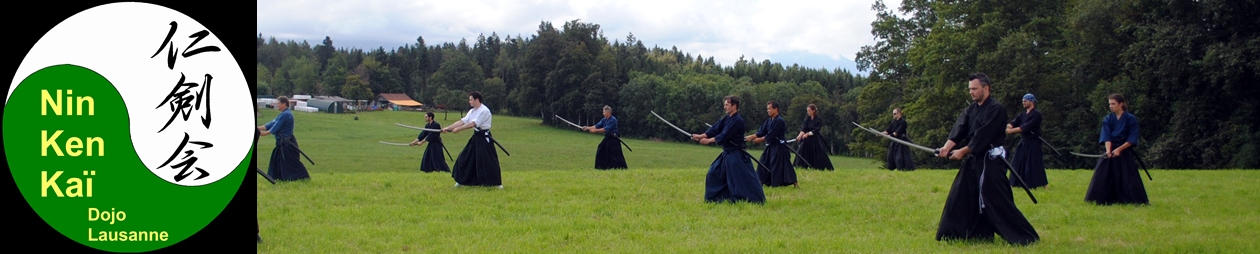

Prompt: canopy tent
[374,93,423,109]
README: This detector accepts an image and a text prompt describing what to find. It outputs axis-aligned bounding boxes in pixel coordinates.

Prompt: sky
[258,0,905,76]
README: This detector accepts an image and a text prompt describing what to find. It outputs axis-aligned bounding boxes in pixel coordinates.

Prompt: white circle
[6,2,252,186]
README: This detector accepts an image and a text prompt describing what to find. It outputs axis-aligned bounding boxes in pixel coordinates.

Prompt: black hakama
[1084,149,1148,205]
[754,115,796,187]
[886,139,917,171]
[794,137,834,170]
[417,121,450,173]
[936,152,1040,245]
[885,118,916,171]
[420,141,450,173]
[451,130,502,186]
[268,135,310,181]
[702,113,766,204]
[707,148,766,203]
[758,142,797,187]
[594,134,628,170]
[1009,139,1046,188]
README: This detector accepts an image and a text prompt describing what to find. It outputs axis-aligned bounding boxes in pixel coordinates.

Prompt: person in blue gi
[582,105,628,170]
[745,100,797,187]
[258,96,311,181]
[1084,93,1148,205]
[692,95,766,203]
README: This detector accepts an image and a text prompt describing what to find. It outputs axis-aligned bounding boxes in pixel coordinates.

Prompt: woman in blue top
[258,96,311,181]
[1084,94,1148,205]
[582,105,628,170]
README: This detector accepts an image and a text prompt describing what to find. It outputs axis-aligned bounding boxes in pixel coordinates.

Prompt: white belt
[987,146,1006,160]
[979,146,1005,213]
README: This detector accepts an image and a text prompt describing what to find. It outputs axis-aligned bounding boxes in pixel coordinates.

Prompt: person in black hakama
[258,96,311,181]
[746,100,798,187]
[442,91,503,188]
[793,104,835,170]
[934,73,1039,246]
[883,108,916,171]
[411,112,450,173]
[1084,94,1148,205]
[581,105,628,170]
[1006,93,1047,189]
[693,95,766,203]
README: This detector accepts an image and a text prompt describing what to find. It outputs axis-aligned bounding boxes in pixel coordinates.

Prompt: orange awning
[387,100,423,107]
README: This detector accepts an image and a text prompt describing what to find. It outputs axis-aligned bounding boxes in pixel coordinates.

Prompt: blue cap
[1023,93,1036,103]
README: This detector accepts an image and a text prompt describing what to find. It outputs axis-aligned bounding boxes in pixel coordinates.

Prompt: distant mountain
[289,37,870,77]
[767,50,867,76]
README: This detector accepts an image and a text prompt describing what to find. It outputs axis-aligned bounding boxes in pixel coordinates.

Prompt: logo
[3,2,251,252]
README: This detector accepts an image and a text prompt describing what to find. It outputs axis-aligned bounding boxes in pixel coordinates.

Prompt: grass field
[255,110,1259,253]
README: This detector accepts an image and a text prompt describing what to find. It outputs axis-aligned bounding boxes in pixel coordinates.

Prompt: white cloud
[258,0,902,71]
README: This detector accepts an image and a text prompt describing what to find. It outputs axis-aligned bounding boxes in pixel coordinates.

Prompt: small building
[314,96,357,113]
[306,98,351,113]
[257,98,276,109]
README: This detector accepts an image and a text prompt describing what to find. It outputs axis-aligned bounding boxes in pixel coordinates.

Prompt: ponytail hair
[1108,93,1126,111]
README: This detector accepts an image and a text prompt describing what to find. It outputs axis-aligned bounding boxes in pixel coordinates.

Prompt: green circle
[3,64,246,252]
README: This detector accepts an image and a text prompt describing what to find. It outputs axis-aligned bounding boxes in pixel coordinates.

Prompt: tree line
[258,0,1259,169]
[853,0,1259,169]
[257,19,869,161]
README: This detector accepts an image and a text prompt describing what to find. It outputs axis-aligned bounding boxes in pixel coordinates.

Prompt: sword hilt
[931,148,959,158]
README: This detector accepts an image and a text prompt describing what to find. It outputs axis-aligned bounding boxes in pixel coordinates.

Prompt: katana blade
[559,115,632,151]
[784,139,797,143]
[853,122,941,155]
[379,141,411,146]
[705,123,713,127]
[1071,150,1151,180]
[650,110,694,137]
[1070,151,1103,158]
[553,115,584,129]
[396,123,443,132]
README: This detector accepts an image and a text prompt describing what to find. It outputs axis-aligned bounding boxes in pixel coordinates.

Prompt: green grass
[256,110,1259,253]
